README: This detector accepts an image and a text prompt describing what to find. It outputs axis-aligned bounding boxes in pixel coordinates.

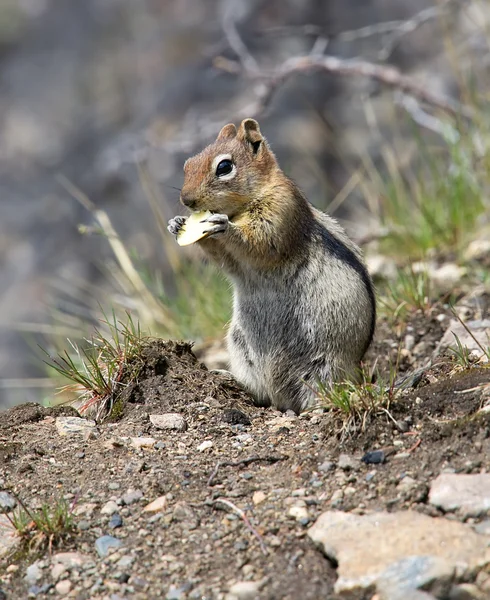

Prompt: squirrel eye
[216,159,234,177]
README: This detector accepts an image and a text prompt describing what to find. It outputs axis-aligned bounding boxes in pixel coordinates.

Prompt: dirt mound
[113,339,253,424]
[1,330,490,599]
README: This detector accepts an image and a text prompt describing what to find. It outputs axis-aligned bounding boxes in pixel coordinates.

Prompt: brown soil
[1,315,490,599]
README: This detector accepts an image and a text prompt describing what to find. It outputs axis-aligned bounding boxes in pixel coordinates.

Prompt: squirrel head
[180,118,278,217]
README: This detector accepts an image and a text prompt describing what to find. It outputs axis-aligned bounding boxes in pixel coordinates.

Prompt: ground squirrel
[168,118,376,413]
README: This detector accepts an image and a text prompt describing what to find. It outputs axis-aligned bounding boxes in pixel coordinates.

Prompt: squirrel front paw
[202,213,229,237]
[167,216,187,236]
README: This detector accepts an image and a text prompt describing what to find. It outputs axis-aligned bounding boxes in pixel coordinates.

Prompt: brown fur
[181,119,312,271]
[170,118,376,413]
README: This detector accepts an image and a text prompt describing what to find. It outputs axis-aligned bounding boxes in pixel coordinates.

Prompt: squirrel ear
[216,123,237,141]
[237,118,263,155]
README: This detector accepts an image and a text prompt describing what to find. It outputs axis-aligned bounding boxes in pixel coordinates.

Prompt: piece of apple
[176,210,214,246]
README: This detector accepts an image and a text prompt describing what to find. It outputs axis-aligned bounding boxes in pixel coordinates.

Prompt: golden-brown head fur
[180,119,281,219]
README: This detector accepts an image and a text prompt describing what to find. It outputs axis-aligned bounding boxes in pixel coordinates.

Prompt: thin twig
[408,438,422,453]
[208,454,288,487]
[258,0,458,60]
[212,497,268,555]
[221,1,259,75]
[396,93,460,142]
[246,54,471,119]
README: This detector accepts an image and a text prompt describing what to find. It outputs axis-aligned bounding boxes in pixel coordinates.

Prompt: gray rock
[150,413,187,432]
[130,436,156,449]
[464,239,490,262]
[227,580,261,600]
[318,460,335,472]
[361,450,386,465]
[473,519,490,536]
[438,319,490,362]
[101,500,119,515]
[116,555,135,569]
[94,535,123,558]
[77,519,90,531]
[109,513,123,529]
[25,562,43,583]
[308,510,490,597]
[429,473,490,518]
[0,491,16,510]
[122,489,143,505]
[166,584,186,600]
[55,416,97,437]
[28,584,52,596]
[337,453,360,471]
[54,579,72,595]
[51,552,90,567]
[449,583,487,600]
[377,556,453,598]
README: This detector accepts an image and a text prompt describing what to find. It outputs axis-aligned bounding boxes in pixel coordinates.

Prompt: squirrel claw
[167,216,186,236]
[201,213,229,236]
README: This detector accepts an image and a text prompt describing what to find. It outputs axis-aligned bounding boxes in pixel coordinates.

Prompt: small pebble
[50,564,67,581]
[197,440,213,452]
[0,491,16,510]
[25,563,43,584]
[117,573,130,584]
[234,540,249,551]
[108,482,120,491]
[143,496,167,513]
[77,520,90,531]
[130,576,149,589]
[55,580,72,595]
[288,505,309,521]
[122,489,143,505]
[252,491,266,505]
[396,420,410,433]
[28,584,52,596]
[221,409,251,426]
[393,452,411,460]
[337,454,359,471]
[166,584,186,600]
[330,489,343,508]
[101,500,119,516]
[150,413,187,432]
[109,513,123,529]
[235,433,253,443]
[94,535,123,558]
[6,565,19,574]
[130,437,156,449]
[228,580,261,599]
[55,416,97,437]
[318,460,335,473]
[362,450,386,465]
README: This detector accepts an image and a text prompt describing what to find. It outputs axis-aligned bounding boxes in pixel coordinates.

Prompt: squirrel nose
[180,191,197,210]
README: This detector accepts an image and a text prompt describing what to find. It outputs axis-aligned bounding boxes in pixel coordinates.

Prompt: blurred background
[1,0,489,409]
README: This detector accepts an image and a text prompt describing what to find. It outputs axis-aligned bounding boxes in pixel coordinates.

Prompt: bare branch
[395,93,460,142]
[254,0,462,61]
[221,2,259,75]
[212,497,268,555]
[246,54,472,120]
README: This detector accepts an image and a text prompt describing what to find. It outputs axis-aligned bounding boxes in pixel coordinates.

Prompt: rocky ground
[0,291,490,600]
